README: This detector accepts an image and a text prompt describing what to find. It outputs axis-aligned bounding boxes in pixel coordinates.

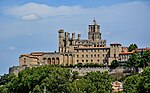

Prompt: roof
[119,52,133,55]
[75,47,110,50]
[136,48,150,51]
[135,48,150,52]
[20,54,30,57]
[110,43,121,46]
[31,52,44,56]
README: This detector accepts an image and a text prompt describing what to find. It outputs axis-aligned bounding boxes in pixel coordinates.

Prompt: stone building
[119,48,150,62]
[18,20,128,68]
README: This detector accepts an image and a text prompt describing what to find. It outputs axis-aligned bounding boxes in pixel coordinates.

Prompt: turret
[65,32,70,39]
[72,33,75,40]
[88,19,101,41]
[78,34,81,40]
[58,29,64,52]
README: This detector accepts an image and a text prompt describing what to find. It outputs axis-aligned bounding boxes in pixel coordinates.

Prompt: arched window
[47,58,51,65]
[56,57,60,65]
[52,58,55,65]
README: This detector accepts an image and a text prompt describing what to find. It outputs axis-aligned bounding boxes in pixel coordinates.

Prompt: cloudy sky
[0,0,150,75]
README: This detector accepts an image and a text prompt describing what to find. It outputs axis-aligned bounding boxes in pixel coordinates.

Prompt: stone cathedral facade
[18,20,128,68]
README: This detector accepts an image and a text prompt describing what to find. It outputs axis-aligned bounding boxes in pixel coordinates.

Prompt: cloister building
[19,20,129,68]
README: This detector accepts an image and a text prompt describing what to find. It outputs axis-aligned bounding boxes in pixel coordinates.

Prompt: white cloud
[7,46,16,50]
[1,1,150,47]
[21,13,40,20]
[6,2,84,20]
[5,1,150,22]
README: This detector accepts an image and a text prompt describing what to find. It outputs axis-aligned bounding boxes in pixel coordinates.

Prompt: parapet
[58,29,64,33]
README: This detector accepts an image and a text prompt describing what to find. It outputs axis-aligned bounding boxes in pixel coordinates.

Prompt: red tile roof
[119,52,133,55]
[136,48,150,51]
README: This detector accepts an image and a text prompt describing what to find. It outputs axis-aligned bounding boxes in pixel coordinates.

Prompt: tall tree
[141,50,150,67]
[126,53,141,67]
[128,44,138,52]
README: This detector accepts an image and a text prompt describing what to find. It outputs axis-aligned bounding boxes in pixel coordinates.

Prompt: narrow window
[82,55,84,58]
[86,60,88,62]
[97,54,99,57]
[114,54,116,58]
[91,54,93,58]
[86,54,88,58]
[103,54,104,57]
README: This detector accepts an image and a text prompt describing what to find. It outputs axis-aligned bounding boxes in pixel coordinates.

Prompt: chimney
[72,33,75,40]
[78,34,81,40]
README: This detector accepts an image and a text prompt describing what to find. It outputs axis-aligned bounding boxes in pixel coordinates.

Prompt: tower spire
[93,18,97,25]
[88,19,101,41]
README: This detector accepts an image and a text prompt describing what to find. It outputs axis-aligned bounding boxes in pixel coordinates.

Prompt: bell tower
[88,19,101,41]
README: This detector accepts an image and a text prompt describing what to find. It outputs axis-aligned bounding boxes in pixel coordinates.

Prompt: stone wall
[69,67,130,76]
[9,66,140,76]
[69,67,109,76]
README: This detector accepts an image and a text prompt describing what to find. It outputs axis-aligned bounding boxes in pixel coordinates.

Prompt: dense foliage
[123,67,150,93]
[0,65,113,93]
[126,50,150,69]
[68,71,113,93]
[128,44,138,52]
[111,60,119,68]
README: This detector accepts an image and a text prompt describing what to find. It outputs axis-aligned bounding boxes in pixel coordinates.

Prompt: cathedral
[18,19,128,68]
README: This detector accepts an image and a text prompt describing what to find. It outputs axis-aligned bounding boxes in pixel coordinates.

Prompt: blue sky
[0,0,150,75]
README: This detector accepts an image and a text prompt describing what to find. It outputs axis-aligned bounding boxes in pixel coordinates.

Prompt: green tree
[111,60,119,68]
[141,50,150,67]
[123,74,141,93]
[128,44,138,52]
[32,85,42,93]
[139,67,150,92]
[126,51,150,69]
[126,53,142,73]
[0,74,9,85]
[72,71,79,81]
[0,86,8,93]
[5,65,73,93]
[68,71,113,93]
[123,67,150,93]
[84,71,113,93]
[68,78,96,93]
[1,65,114,93]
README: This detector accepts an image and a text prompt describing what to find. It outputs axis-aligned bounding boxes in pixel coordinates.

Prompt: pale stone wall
[19,20,128,68]
[70,67,109,76]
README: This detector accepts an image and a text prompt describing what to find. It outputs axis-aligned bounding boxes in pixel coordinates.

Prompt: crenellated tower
[88,19,101,41]
[58,29,64,52]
